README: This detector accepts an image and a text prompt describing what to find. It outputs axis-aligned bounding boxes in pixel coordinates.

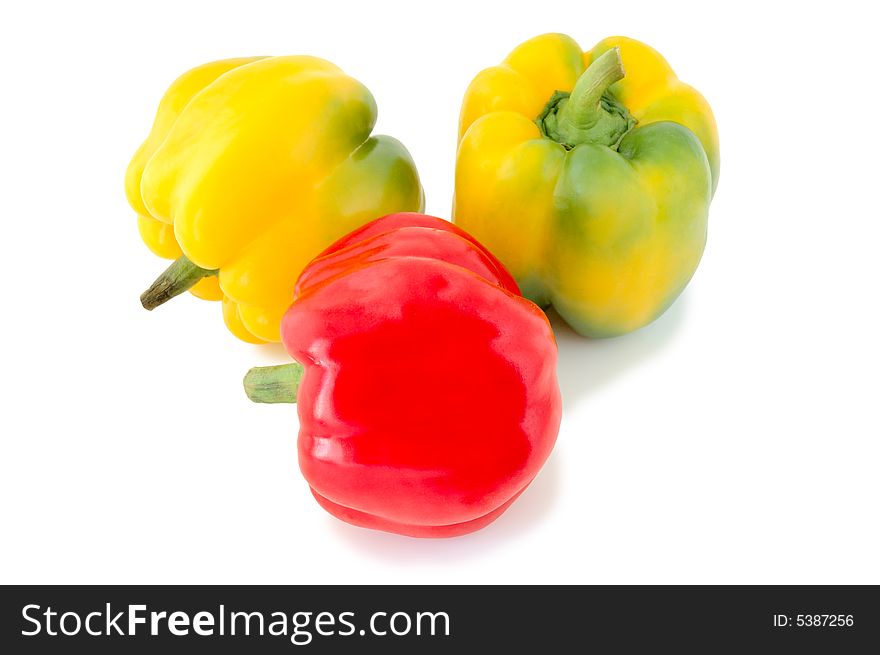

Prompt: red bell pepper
[244,213,561,537]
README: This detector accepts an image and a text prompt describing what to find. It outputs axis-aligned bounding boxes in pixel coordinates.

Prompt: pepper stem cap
[243,363,303,404]
[140,255,218,311]
[536,47,636,150]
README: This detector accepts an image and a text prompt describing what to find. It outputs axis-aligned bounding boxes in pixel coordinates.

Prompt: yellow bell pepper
[455,34,718,337]
[126,56,424,343]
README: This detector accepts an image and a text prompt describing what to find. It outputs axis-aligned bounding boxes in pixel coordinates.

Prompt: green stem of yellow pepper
[536,47,636,150]
[243,363,303,404]
[140,255,218,310]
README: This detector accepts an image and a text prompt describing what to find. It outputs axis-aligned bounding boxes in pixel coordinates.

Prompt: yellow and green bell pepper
[454,34,718,337]
[125,55,424,343]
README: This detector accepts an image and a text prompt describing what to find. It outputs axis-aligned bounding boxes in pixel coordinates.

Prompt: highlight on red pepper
[243,213,562,538]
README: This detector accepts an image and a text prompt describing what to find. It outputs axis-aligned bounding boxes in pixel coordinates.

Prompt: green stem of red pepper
[243,363,303,404]
[140,255,218,310]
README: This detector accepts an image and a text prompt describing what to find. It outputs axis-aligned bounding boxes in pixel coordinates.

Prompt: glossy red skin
[282,213,562,537]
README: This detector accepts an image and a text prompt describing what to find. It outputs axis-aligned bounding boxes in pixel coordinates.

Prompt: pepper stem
[243,363,304,404]
[535,47,636,150]
[140,255,218,310]
[557,48,626,131]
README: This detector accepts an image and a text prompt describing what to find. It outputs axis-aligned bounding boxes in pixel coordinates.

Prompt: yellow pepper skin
[455,34,718,337]
[126,56,424,343]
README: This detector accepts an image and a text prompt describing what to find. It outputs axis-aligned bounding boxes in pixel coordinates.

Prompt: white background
[1,0,878,584]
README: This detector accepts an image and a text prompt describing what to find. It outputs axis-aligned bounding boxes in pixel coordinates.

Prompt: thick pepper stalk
[244,213,562,538]
[455,34,719,337]
[126,56,424,343]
